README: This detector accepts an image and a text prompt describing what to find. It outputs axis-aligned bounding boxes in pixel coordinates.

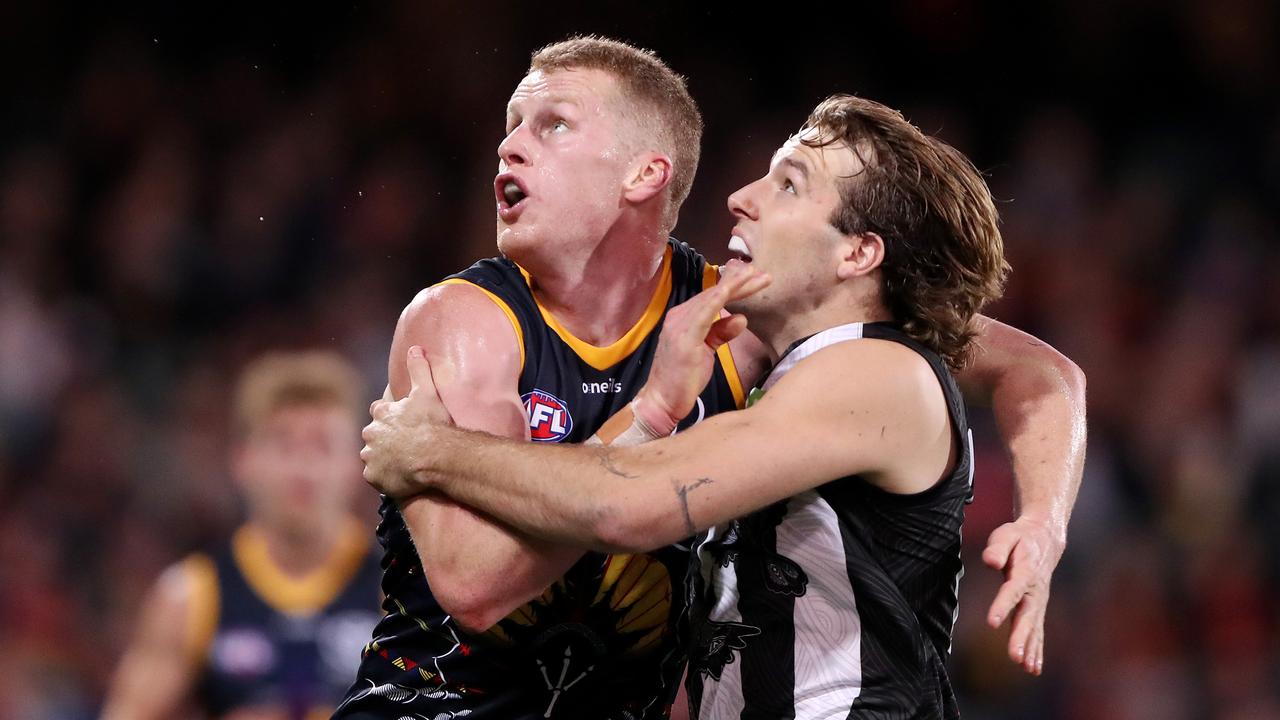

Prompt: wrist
[407,470,434,496]
[1016,511,1068,548]
[406,427,454,491]
[631,390,680,438]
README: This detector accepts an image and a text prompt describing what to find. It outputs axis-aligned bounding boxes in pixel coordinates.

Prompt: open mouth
[728,234,753,263]
[502,181,526,206]
[495,174,530,219]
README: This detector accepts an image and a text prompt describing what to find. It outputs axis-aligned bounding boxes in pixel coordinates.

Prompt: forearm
[420,427,672,553]
[399,494,583,630]
[418,398,849,554]
[400,399,669,605]
[989,350,1087,541]
[101,661,192,720]
[961,317,1087,541]
[101,567,198,720]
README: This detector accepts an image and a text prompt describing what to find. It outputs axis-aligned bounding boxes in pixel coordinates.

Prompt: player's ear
[623,151,673,204]
[835,232,885,280]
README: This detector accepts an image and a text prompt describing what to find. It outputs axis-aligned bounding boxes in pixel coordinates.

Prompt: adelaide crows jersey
[337,239,745,720]
[688,322,974,720]
[183,520,382,719]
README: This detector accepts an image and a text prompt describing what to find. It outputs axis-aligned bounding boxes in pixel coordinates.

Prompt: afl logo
[522,389,574,442]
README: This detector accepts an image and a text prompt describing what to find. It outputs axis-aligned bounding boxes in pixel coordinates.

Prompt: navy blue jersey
[337,239,745,720]
[187,521,382,719]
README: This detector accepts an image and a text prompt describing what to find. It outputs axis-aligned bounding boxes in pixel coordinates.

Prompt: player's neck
[251,517,349,578]
[527,227,668,346]
[756,294,893,358]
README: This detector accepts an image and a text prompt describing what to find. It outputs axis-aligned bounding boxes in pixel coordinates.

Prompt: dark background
[1,1,1277,717]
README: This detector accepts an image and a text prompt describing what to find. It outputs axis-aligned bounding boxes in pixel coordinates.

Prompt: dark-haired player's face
[724,129,862,321]
[495,68,635,263]
[235,404,362,537]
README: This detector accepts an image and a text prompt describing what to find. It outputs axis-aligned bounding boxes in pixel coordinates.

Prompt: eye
[782,178,797,195]
[550,119,569,133]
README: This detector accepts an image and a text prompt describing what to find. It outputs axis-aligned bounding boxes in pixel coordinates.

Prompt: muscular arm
[407,341,951,554]
[955,314,1088,673]
[100,561,205,720]
[391,284,582,632]
[958,315,1087,540]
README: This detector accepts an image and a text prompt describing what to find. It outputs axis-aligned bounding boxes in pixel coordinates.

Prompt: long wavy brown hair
[801,95,1009,370]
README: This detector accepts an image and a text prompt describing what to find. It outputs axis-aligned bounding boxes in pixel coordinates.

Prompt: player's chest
[518,344,654,444]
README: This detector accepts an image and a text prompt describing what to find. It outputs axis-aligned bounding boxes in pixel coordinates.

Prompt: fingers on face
[707,315,748,348]
[717,265,769,302]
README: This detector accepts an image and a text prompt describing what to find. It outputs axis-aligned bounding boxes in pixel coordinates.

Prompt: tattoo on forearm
[594,446,638,479]
[673,477,713,535]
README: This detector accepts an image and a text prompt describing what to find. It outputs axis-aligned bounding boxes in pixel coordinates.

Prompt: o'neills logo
[522,389,573,442]
[582,378,623,395]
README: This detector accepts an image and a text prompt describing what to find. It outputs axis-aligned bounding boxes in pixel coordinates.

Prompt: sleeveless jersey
[337,239,745,720]
[186,521,383,719]
[687,322,975,720]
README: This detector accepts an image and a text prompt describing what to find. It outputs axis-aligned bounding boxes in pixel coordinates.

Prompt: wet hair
[801,94,1009,369]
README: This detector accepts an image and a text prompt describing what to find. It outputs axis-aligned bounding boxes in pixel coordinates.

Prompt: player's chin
[725,296,758,318]
[496,227,537,260]
[501,233,565,274]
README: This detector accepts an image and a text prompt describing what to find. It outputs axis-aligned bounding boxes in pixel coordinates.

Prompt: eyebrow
[506,95,583,118]
[779,156,811,181]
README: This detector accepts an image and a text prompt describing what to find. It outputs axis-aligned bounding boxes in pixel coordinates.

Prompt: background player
[102,351,382,720]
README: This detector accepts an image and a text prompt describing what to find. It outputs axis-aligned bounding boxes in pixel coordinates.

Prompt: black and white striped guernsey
[686,321,975,720]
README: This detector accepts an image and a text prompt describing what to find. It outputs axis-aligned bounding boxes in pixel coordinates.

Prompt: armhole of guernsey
[704,264,746,408]
[182,553,220,666]
[432,278,526,372]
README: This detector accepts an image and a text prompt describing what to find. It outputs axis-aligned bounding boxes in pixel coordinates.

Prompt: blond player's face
[235,404,361,535]
[494,68,635,263]
[724,129,863,319]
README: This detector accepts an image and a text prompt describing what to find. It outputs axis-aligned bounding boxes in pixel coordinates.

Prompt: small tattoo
[674,477,714,535]
[594,446,638,479]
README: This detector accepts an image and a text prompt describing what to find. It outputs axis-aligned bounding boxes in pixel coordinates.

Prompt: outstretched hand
[983,516,1065,675]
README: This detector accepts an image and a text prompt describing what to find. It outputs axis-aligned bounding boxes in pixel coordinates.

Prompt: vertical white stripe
[776,491,863,719]
[697,524,747,720]
[699,322,872,719]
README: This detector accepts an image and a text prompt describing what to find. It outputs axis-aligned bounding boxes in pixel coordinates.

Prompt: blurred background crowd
[1,1,1277,718]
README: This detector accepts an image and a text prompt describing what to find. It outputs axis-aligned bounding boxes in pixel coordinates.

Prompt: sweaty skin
[373,264,1086,676]
[386,64,1083,680]
[388,281,584,632]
